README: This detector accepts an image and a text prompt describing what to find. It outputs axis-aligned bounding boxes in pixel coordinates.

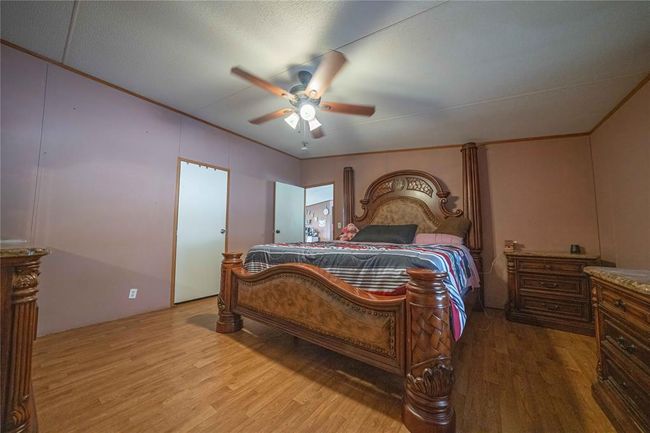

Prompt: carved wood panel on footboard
[231,263,406,374]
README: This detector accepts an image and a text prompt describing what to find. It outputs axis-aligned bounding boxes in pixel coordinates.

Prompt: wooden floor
[33,298,615,433]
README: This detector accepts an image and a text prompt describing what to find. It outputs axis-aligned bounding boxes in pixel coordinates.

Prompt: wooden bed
[216,143,482,433]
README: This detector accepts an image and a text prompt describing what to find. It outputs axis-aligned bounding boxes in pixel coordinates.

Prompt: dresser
[1,245,49,433]
[505,251,600,335]
[586,267,649,433]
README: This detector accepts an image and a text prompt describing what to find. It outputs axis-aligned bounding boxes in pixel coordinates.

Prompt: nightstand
[505,251,600,335]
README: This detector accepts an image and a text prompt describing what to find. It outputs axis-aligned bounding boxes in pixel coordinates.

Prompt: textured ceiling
[2,1,649,158]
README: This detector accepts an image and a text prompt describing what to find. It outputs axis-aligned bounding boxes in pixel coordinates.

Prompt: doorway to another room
[172,159,229,304]
[273,182,334,243]
[304,183,334,242]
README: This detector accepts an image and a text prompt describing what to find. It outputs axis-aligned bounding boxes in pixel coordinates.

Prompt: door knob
[275,230,280,234]
[220,228,226,234]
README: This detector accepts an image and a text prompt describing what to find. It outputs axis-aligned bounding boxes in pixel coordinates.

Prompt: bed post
[343,166,354,226]
[461,142,483,309]
[216,252,243,333]
[403,269,455,433]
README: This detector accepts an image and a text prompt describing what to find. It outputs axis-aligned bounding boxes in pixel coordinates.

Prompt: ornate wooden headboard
[352,170,462,233]
[344,143,484,298]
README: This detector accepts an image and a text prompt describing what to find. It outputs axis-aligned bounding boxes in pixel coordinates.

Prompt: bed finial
[343,167,355,226]
[216,252,244,333]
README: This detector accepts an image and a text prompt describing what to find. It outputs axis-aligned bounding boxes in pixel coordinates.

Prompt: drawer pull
[615,336,636,354]
[545,303,560,311]
[613,299,626,310]
[544,264,552,270]
[540,282,559,289]
[620,380,628,390]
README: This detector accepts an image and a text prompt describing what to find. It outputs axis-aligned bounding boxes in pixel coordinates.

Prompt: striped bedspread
[244,241,479,340]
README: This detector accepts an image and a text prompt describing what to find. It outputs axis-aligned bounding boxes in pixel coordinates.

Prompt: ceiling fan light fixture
[231,51,373,142]
[284,112,300,129]
[308,117,322,132]
[299,103,316,121]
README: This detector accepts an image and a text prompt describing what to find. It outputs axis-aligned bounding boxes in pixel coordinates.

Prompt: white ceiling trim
[61,0,80,63]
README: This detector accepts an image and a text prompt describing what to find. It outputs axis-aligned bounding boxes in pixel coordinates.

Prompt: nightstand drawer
[518,295,590,321]
[517,259,585,276]
[600,284,650,335]
[602,313,650,371]
[518,273,587,298]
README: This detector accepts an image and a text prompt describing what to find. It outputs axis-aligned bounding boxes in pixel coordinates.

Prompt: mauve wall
[0,46,301,336]
[480,136,600,306]
[0,45,46,241]
[301,136,601,308]
[590,81,650,269]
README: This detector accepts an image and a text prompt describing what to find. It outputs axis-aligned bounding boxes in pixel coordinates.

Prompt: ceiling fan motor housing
[289,71,321,107]
[297,70,312,86]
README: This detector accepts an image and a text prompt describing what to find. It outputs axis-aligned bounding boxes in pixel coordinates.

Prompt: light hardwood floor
[33,298,614,433]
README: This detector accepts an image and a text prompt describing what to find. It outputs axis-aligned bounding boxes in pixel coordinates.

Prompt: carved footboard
[216,252,406,373]
[217,252,456,433]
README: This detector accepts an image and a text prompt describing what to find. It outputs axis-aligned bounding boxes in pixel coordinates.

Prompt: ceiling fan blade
[231,67,296,101]
[311,127,325,139]
[249,108,294,125]
[320,101,375,116]
[305,51,347,99]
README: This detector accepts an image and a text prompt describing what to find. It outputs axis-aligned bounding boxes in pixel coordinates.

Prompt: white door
[174,160,228,303]
[274,182,305,243]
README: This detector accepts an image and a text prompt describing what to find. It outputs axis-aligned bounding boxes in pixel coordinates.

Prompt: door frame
[303,181,336,241]
[170,157,230,307]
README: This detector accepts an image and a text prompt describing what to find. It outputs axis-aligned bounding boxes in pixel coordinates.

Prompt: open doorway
[304,183,334,242]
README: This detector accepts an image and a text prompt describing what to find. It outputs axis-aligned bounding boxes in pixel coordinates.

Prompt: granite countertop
[504,250,600,260]
[584,266,650,295]
[0,241,50,259]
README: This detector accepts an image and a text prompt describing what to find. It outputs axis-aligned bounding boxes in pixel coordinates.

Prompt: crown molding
[590,72,650,135]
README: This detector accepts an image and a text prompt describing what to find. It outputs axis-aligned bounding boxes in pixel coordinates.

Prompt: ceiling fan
[231,51,375,142]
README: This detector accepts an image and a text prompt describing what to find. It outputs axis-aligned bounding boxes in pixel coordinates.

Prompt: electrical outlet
[129,288,138,299]
[337,222,342,229]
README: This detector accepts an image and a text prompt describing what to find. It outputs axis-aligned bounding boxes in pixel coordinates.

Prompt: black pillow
[352,224,418,244]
